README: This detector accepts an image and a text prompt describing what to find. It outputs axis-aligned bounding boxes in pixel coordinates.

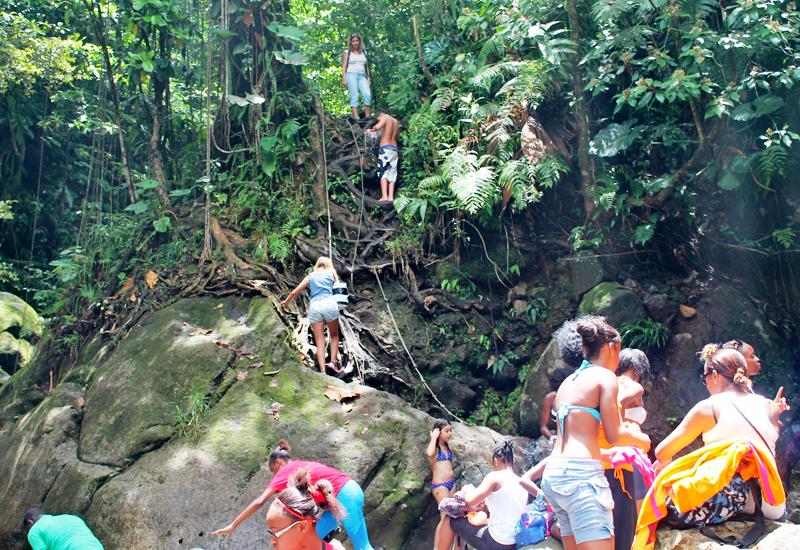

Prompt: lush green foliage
[620,318,669,350]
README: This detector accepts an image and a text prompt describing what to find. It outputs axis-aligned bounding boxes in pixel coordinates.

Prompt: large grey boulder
[516,338,562,438]
[567,253,604,297]
[578,282,646,327]
[0,296,533,549]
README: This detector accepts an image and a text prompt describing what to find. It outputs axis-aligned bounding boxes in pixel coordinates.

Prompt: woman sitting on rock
[653,347,784,516]
[436,440,529,550]
[280,256,343,376]
[540,316,650,550]
[213,439,374,550]
[266,468,346,549]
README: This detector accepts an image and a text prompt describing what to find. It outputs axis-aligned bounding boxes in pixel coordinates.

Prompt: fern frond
[470,61,523,90]
[450,166,498,214]
[478,33,507,65]
[431,87,455,113]
[532,155,569,188]
[754,145,787,187]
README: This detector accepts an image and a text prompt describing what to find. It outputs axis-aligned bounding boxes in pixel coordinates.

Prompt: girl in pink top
[213,440,374,549]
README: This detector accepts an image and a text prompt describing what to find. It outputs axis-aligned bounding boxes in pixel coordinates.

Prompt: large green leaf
[589,123,645,157]
[273,50,309,65]
[266,24,305,42]
[124,201,150,214]
[153,216,171,233]
[731,96,784,122]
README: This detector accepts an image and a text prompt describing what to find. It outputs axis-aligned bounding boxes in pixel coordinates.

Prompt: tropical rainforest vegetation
[2,0,799,420]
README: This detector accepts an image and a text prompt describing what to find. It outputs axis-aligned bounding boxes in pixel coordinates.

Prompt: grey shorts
[308,297,339,324]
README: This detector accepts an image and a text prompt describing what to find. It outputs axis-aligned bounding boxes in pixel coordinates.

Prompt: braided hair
[276,468,347,521]
[705,348,753,394]
[492,440,515,465]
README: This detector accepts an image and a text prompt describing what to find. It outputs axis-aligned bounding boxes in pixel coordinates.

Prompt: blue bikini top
[556,360,603,435]
[436,445,452,462]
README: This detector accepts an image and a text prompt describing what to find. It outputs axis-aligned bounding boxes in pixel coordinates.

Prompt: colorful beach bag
[514,494,553,548]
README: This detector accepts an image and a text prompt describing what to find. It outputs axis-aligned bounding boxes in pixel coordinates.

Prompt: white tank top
[485,468,528,545]
[346,51,367,74]
[702,393,778,453]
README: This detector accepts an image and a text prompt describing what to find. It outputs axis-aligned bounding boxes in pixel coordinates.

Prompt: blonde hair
[314,256,334,271]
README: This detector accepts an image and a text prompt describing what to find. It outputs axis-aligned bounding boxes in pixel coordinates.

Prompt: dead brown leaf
[236,371,249,381]
[74,397,85,409]
[129,291,137,302]
[189,327,213,336]
[269,379,278,388]
[341,402,355,414]
[214,303,224,309]
[323,385,361,404]
[145,270,159,289]
[117,277,134,297]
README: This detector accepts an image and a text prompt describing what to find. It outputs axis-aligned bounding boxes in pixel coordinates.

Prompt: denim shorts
[541,458,614,544]
[308,297,339,324]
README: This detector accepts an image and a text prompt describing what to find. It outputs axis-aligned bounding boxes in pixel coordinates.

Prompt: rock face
[0,292,42,375]
[567,253,604,297]
[521,521,800,549]
[516,338,562,438]
[0,296,533,549]
[578,282,646,327]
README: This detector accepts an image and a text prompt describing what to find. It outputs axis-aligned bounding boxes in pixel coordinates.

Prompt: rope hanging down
[372,267,466,423]
[319,112,334,258]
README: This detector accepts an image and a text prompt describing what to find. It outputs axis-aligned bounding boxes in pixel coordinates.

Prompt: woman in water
[540,316,650,550]
[280,256,343,375]
[437,441,529,550]
[212,440,374,550]
[427,419,456,550]
[266,468,346,550]
[342,33,372,119]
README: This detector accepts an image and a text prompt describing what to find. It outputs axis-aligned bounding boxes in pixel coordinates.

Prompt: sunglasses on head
[700,369,714,384]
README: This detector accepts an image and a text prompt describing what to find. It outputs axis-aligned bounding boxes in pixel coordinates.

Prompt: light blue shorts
[308,297,339,324]
[541,458,614,544]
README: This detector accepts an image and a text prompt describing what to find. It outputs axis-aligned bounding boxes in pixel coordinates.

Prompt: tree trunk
[564,0,596,217]
[413,15,434,84]
[149,58,172,210]
[83,0,137,204]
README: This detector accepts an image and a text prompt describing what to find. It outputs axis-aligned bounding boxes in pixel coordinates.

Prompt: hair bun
[276,438,291,453]
[576,321,599,343]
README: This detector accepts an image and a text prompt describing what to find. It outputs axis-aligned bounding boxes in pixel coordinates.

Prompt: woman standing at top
[541,316,650,550]
[342,33,372,119]
[280,256,343,375]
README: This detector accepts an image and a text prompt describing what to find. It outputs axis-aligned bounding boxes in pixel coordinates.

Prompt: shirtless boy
[372,112,399,202]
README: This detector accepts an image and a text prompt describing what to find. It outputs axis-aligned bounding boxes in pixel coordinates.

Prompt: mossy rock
[578,282,646,328]
[567,252,605,297]
[79,297,262,466]
[516,338,562,438]
[0,292,42,337]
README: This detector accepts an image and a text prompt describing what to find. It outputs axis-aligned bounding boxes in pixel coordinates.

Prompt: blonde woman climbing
[280,256,343,376]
